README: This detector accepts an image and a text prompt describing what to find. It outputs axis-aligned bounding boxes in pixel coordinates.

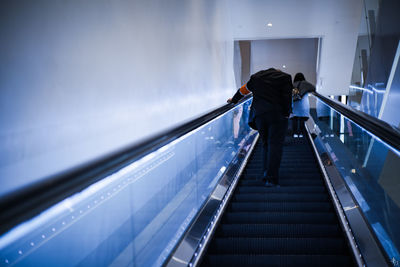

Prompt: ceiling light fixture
[267,23,272,27]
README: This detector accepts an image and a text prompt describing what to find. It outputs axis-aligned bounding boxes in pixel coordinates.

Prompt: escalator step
[223,212,338,224]
[246,164,317,170]
[229,202,332,212]
[278,175,322,180]
[236,186,326,194]
[232,193,329,202]
[280,169,320,174]
[280,179,323,186]
[239,179,323,186]
[208,237,347,254]
[241,174,322,180]
[245,169,320,176]
[248,159,315,165]
[200,136,354,266]
[282,152,314,156]
[281,157,315,161]
[202,254,353,267]
[247,163,317,169]
[215,224,342,238]
[245,167,317,173]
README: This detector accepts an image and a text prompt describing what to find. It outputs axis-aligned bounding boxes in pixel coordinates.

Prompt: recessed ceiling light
[283,65,286,68]
[267,23,272,27]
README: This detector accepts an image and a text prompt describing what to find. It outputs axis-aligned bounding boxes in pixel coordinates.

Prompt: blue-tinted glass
[356,0,400,124]
[312,95,400,262]
[348,84,386,118]
[350,0,400,131]
[0,99,253,267]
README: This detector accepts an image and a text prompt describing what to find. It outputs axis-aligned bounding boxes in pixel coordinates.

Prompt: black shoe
[264,180,275,187]
[259,173,268,182]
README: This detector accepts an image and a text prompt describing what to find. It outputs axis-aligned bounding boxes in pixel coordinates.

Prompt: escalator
[1,93,398,266]
[200,133,355,266]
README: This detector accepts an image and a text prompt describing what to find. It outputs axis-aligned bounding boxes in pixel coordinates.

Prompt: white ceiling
[228,0,363,95]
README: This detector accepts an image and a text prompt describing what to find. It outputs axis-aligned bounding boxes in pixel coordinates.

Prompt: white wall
[233,41,242,87]
[228,0,363,95]
[0,0,236,195]
[250,39,318,84]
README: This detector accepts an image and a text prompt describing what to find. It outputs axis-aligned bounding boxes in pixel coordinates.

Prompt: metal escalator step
[215,224,342,238]
[200,136,354,266]
[236,185,326,194]
[241,173,322,180]
[245,169,320,176]
[208,237,348,255]
[223,212,338,224]
[245,163,316,169]
[247,162,317,168]
[241,175,322,181]
[281,156,315,160]
[232,193,329,202]
[282,152,314,156]
[245,167,317,173]
[239,179,323,186]
[229,202,332,212]
[248,158,315,164]
[279,179,324,186]
[201,254,353,267]
[278,173,321,178]
[279,168,320,173]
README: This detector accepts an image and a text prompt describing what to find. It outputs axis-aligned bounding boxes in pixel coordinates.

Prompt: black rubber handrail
[0,94,252,236]
[313,92,400,152]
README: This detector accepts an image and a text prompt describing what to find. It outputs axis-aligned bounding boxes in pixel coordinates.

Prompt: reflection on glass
[348,84,386,118]
[0,99,253,267]
[312,95,400,263]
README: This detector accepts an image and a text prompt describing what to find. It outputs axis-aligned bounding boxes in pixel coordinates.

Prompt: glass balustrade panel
[0,99,253,267]
[311,95,400,263]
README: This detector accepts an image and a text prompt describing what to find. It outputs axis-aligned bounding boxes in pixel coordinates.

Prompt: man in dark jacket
[229,68,292,186]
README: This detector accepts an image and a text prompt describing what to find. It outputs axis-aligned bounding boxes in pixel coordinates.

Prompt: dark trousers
[292,116,307,135]
[255,113,288,184]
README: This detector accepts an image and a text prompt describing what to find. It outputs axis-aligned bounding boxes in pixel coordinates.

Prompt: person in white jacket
[291,73,316,137]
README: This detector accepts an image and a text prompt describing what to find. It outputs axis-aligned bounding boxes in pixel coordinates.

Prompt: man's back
[247,68,292,117]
